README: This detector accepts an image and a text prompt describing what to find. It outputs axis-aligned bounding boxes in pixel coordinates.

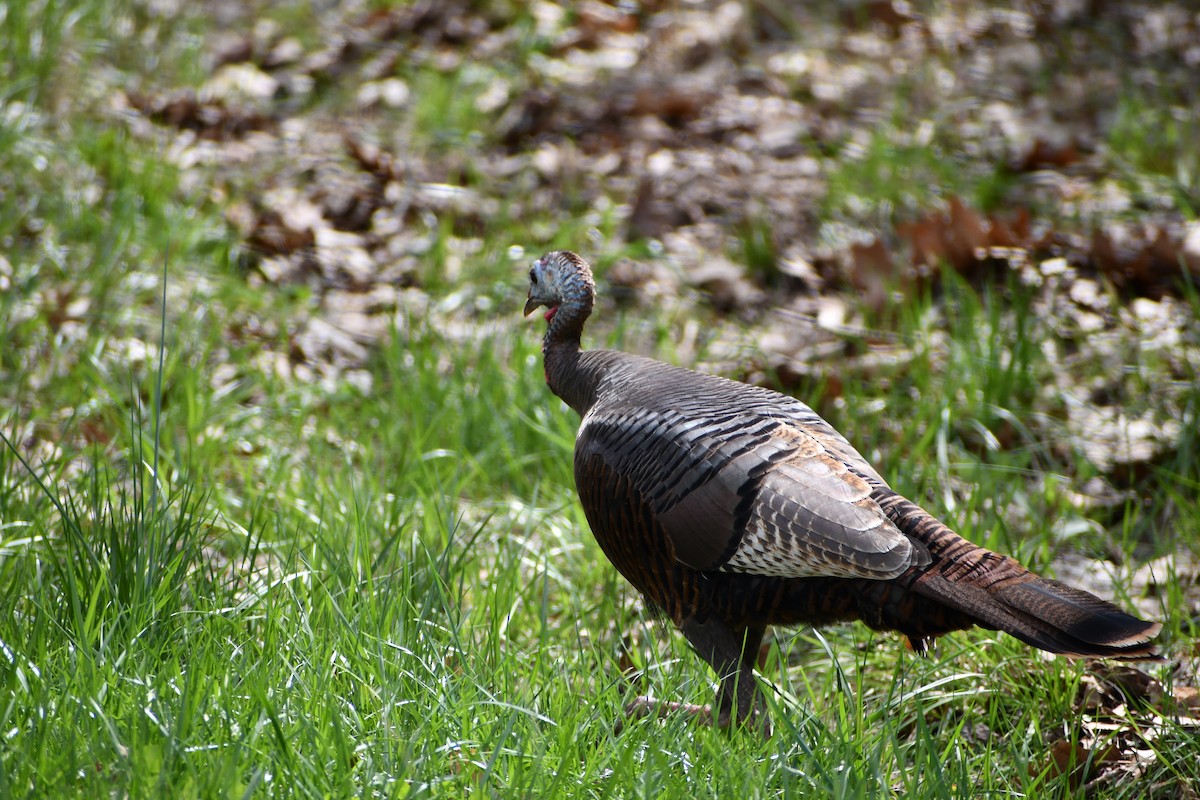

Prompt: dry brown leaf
[841,0,920,35]
[627,175,671,242]
[687,255,761,312]
[1037,738,1121,789]
[127,90,274,140]
[1172,686,1200,711]
[1089,223,1197,299]
[947,196,990,264]
[897,196,1007,273]
[1019,138,1082,171]
[79,416,113,446]
[247,209,316,258]
[345,136,404,183]
[1090,664,1164,706]
[848,237,895,310]
[987,207,1032,248]
[576,0,638,41]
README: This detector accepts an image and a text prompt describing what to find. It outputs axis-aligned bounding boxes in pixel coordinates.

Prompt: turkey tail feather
[874,491,1162,660]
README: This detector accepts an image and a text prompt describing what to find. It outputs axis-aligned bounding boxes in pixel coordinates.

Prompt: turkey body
[570,350,1152,653]
[574,352,941,632]
[525,250,1161,732]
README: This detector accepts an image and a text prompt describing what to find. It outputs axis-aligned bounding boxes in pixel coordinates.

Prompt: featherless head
[524,250,595,324]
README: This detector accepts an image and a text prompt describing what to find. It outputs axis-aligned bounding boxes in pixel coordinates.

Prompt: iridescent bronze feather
[525,250,1161,734]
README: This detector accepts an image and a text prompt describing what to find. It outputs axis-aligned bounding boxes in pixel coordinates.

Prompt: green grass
[1107,89,1200,217]
[2,2,1198,798]
[822,124,966,221]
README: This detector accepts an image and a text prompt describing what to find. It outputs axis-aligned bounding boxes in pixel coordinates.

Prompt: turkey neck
[543,293,599,417]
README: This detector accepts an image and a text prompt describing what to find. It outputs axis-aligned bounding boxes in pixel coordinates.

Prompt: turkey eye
[529,268,538,284]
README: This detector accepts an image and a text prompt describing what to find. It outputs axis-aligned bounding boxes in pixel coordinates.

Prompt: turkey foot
[616,619,773,736]
[619,695,772,737]
[624,695,712,724]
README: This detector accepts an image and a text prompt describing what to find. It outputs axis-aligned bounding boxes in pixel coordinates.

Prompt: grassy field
[2,1,1198,797]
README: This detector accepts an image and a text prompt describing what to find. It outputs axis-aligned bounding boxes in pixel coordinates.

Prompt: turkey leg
[624,618,770,735]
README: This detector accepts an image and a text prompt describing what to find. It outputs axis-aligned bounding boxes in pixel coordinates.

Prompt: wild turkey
[524,250,1162,733]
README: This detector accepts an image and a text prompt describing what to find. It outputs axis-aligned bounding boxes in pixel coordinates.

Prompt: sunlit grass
[1,1,1197,798]
[1108,90,1200,217]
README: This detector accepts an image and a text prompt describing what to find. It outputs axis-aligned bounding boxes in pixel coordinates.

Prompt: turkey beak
[523,295,542,317]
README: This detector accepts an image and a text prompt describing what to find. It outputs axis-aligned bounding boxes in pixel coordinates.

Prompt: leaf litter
[7,0,1198,787]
